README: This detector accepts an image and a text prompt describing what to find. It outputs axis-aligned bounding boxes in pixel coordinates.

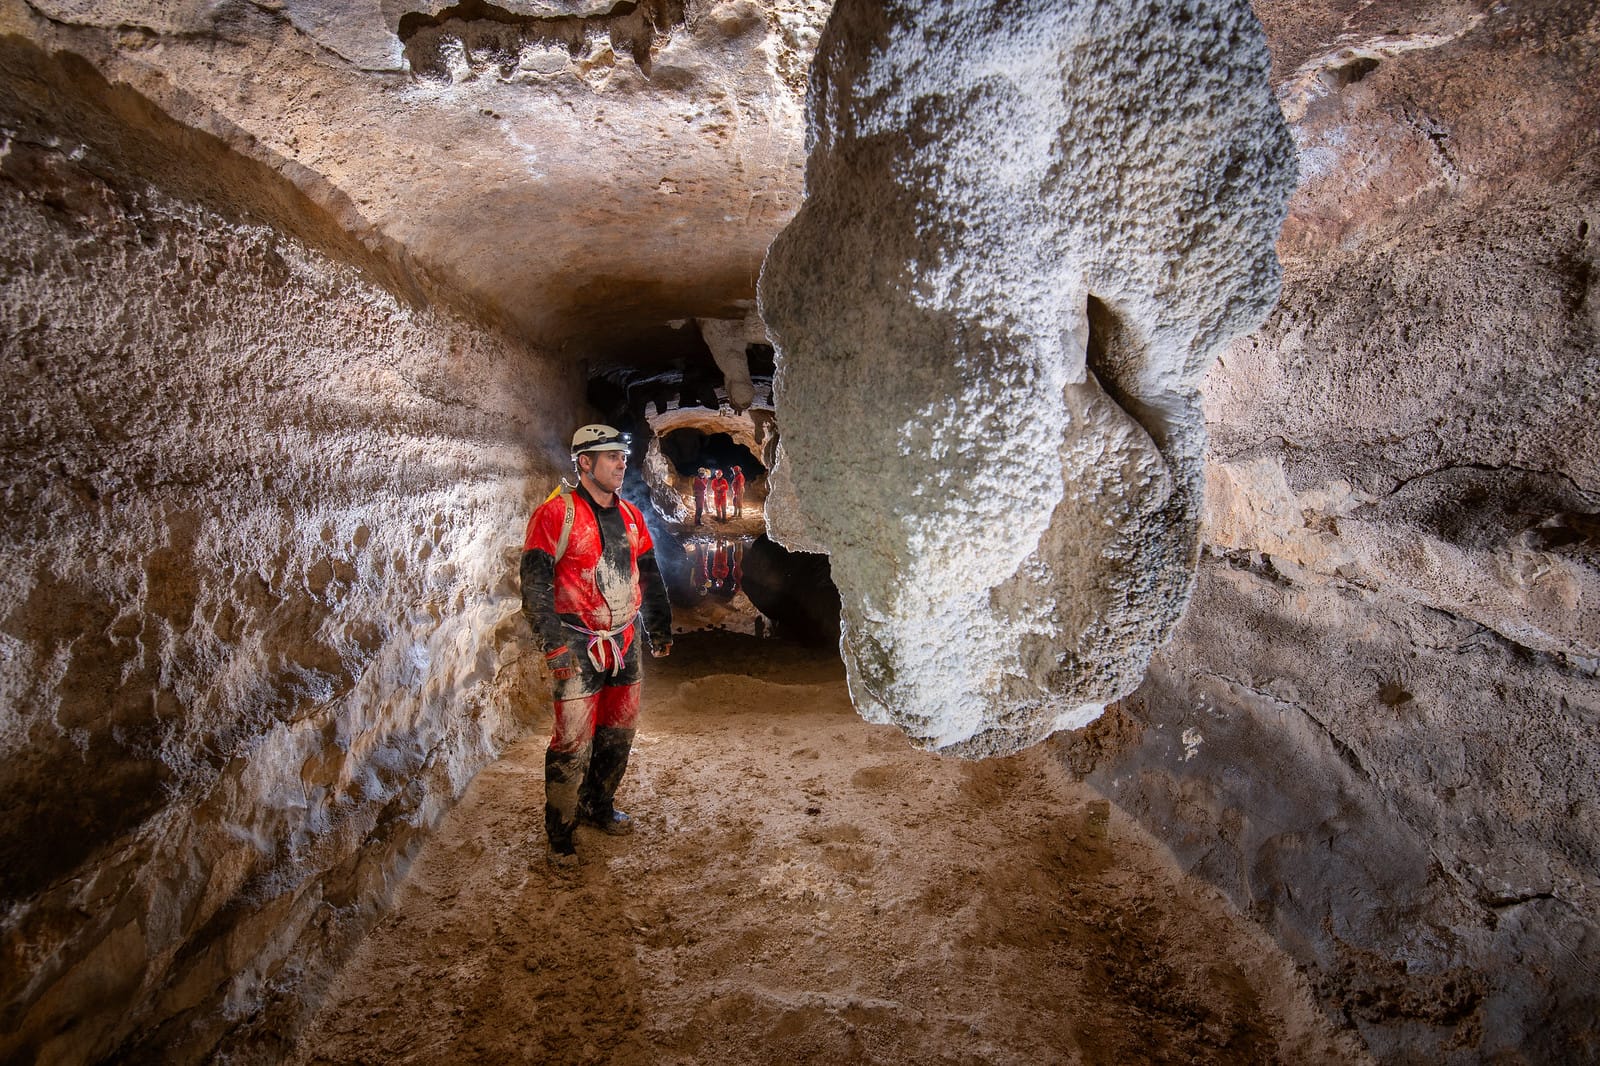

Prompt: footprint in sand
[850,763,912,792]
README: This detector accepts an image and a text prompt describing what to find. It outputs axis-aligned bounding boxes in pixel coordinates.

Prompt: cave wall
[1067,2,1600,1061]
[0,41,576,1063]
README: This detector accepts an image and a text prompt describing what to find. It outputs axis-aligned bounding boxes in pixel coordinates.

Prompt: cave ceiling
[7,0,1594,370]
[3,0,830,357]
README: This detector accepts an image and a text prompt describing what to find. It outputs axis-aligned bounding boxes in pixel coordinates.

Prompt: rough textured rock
[1075,559,1599,1063]
[697,309,770,412]
[0,39,578,1064]
[628,384,775,521]
[759,0,1296,754]
[5,0,832,350]
[1065,1,1600,1060]
[641,434,693,524]
[6,0,1599,1061]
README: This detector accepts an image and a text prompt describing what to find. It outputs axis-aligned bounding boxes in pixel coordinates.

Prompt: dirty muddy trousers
[545,642,643,854]
[545,726,635,851]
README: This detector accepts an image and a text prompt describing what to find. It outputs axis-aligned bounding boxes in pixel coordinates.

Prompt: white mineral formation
[642,435,692,523]
[760,0,1296,754]
[697,310,769,412]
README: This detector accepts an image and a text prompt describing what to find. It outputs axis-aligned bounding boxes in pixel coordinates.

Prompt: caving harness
[545,479,639,675]
[561,615,637,675]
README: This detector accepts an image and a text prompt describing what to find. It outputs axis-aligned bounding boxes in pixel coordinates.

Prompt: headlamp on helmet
[570,423,631,456]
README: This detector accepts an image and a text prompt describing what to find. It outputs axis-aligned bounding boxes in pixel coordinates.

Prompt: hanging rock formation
[760,0,1296,755]
[697,310,770,412]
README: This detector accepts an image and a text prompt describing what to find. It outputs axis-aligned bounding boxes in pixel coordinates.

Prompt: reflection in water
[671,534,772,636]
[684,534,744,598]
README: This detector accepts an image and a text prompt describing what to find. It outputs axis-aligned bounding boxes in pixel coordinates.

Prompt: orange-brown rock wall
[1072,3,1600,1061]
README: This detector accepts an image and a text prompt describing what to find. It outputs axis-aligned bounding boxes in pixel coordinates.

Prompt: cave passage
[659,427,768,481]
[5,0,1597,1062]
[586,355,840,648]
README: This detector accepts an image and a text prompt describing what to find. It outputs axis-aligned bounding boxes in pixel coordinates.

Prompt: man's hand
[546,646,578,680]
[651,642,672,659]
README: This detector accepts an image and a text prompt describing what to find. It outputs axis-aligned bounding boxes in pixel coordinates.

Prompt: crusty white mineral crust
[760,0,1295,755]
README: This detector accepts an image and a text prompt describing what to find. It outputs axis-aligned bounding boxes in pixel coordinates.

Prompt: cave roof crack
[1193,665,1376,786]
[1379,460,1598,504]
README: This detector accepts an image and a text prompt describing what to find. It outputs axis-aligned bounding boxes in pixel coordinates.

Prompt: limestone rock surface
[0,39,578,1064]
[5,0,832,350]
[759,0,1295,754]
[1066,1,1600,1059]
[697,310,770,411]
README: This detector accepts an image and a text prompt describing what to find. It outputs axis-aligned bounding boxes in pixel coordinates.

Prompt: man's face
[583,449,627,495]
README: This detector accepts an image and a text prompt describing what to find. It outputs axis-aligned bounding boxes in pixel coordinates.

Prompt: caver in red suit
[731,467,746,517]
[712,470,730,520]
[692,469,709,525]
[521,424,672,871]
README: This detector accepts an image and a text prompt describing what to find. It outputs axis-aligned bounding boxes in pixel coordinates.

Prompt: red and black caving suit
[520,484,672,854]
[712,475,729,520]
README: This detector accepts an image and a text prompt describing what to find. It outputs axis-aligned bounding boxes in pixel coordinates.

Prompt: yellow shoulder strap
[553,481,576,562]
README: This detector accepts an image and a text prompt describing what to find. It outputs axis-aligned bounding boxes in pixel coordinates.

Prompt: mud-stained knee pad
[550,696,600,752]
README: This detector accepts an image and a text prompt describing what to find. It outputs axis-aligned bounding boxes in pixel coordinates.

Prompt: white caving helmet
[570,424,631,456]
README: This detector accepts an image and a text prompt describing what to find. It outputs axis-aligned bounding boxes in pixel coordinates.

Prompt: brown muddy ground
[291,635,1369,1066]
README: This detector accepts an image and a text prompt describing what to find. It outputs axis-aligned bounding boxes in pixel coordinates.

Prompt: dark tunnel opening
[659,428,767,479]
[583,355,840,648]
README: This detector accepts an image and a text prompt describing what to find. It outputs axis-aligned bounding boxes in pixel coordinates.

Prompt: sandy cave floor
[291,635,1369,1066]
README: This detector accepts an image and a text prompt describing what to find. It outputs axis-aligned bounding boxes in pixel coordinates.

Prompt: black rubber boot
[544,745,589,870]
[578,727,637,835]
